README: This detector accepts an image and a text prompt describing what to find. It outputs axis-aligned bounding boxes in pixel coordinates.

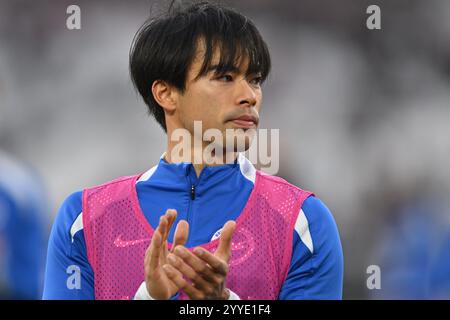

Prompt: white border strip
[294,209,314,254]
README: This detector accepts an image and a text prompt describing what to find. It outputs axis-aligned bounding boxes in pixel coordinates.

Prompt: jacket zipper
[186,167,203,235]
[191,184,196,200]
[186,174,196,229]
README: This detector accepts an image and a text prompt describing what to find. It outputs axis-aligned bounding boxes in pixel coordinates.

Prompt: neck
[165,138,238,177]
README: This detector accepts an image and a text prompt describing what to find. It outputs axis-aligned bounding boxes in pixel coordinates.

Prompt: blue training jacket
[43,154,343,299]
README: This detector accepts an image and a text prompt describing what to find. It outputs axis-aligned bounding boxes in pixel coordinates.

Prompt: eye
[249,76,263,86]
[215,74,233,82]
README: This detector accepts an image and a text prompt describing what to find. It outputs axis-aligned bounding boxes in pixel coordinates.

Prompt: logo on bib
[113,234,150,248]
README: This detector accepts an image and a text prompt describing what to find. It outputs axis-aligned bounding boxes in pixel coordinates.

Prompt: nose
[235,79,258,107]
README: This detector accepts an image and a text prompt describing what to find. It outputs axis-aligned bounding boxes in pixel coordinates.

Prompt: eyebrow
[206,64,241,74]
[206,64,264,78]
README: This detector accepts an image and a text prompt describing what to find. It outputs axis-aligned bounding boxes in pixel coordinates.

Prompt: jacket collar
[137,152,256,186]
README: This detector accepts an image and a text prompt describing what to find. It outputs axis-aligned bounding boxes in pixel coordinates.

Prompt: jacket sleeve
[43,191,95,299]
[279,196,344,300]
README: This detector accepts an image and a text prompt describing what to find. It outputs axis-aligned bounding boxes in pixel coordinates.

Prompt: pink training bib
[83,171,313,300]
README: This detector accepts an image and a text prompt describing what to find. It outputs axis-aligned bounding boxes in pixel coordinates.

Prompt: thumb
[215,220,236,262]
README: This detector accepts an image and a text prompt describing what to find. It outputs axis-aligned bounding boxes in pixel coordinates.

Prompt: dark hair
[129,0,271,132]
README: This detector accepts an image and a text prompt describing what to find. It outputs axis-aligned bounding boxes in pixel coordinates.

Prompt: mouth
[229,115,258,129]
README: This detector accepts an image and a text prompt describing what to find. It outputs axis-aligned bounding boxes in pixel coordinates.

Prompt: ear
[151,80,179,113]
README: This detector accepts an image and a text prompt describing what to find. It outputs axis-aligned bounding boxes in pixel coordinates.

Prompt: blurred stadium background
[1,0,450,299]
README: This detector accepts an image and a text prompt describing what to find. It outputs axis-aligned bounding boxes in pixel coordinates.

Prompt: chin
[224,134,255,153]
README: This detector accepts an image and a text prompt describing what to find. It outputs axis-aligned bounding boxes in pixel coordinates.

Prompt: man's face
[175,42,263,153]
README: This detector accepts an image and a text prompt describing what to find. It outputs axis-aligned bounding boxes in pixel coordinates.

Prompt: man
[43,1,343,300]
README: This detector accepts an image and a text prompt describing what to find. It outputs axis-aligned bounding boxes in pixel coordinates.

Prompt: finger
[173,245,218,282]
[158,215,168,241]
[157,215,170,261]
[172,220,189,250]
[215,220,236,262]
[148,228,163,271]
[166,253,211,290]
[164,210,177,256]
[193,247,228,276]
[164,209,177,240]
[163,264,205,300]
